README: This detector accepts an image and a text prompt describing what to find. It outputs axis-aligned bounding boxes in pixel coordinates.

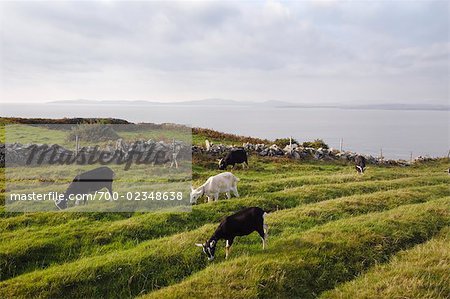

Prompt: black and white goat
[195,207,268,261]
[355,155,366,174]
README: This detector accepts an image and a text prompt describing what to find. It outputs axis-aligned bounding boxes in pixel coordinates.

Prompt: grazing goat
[355,155,366,174]
[55,166,115,210]
[196,207,268,260]
[190,172,239,204]
[219,148,248,170]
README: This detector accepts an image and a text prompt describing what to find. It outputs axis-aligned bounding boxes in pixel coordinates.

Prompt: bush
[274,138,299,148]
[193,128,270,144]
[67,123,120,142]
[302,139,329,149]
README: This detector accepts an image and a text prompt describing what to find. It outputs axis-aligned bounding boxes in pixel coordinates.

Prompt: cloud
[0,1,448,103]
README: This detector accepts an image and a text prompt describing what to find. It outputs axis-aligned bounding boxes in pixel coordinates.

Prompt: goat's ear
[190,186,195,192]
[195,243,204,247]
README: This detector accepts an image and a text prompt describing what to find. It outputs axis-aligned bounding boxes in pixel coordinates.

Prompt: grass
[1,196,448,298]
[141,198,449,299]
[2,124,191,147]
[0,123,449,298]
[1,183,447,281]
[320,228,450,299]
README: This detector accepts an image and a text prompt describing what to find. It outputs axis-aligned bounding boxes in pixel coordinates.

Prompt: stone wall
[194,141,417,166]
[2,139,190,167]
[0,139,437,168]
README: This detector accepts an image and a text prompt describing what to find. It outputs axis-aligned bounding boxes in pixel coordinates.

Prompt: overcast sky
[0,1,448,104]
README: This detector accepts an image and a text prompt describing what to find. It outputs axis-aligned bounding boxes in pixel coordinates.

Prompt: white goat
[190,172,240,204]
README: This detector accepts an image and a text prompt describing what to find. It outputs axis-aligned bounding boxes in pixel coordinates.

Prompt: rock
[289,150,301,160]
[283,143,298,152]
[267,144,284,156]
[259,148,269,156]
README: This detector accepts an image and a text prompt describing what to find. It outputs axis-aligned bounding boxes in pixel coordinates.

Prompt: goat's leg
[257,228,266,250]
[263,224,269,245]
[106,184,113,197]
[232,186,239,197]
[226,192,231,199]
[214,193,219,201]
[225,239,234,259]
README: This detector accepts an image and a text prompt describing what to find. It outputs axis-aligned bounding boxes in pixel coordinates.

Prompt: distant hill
[47,98,290,107]
[48,99,162,105]
[46,99,449,111]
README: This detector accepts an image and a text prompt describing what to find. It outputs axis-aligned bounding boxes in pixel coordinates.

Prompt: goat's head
[190,186,204,204]
[54,194,68,210]
[356,165,365,174]
[195,239,216,261]
[218,158,226,170]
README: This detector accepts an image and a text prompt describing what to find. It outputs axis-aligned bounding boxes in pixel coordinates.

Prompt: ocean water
[1,103,449,160]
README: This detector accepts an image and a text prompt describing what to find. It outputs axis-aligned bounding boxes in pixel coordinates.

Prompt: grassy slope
[0,124,449,298]
[1,169,447,280]
[321,228,450,299]
[1,181,448,280]
[142,198,449,299]
[1,196,448,298]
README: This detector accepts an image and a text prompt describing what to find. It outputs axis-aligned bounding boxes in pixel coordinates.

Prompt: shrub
[192,128,270,144]
[302,139,329,149]
[67,123,120,142]
[274,138,299,148]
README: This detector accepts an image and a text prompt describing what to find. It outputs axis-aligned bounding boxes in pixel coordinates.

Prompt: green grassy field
[0,124,449,298]
[1,124,192,146]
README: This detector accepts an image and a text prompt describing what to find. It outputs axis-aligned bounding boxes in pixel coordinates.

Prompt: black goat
[218,148,248,170]
[196,207,268,260]
[55,166,115,210]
